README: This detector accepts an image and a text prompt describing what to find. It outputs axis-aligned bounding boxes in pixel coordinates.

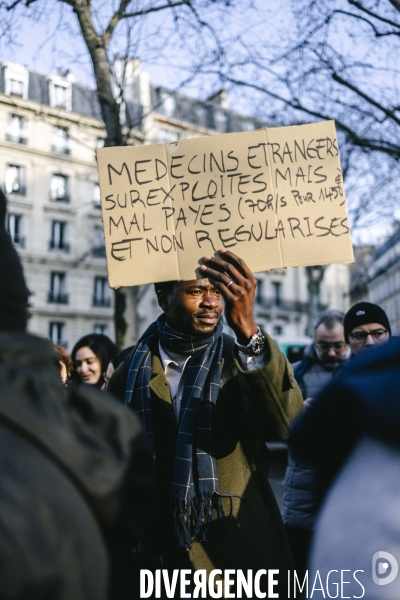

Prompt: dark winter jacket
[108,329,303,597]
[292,343,342,399]
[290,336,400,505]
[0,331,153,600]
[281,343,345,530]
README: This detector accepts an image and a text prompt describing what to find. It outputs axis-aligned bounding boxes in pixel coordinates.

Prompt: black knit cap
[0,188,29,331]
[344,302,391,343]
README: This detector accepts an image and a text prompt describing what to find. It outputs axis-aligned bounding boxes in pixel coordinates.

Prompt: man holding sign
[108,249,303,596]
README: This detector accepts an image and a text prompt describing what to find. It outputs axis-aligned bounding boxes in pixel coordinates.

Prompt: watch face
[252,334,266,355]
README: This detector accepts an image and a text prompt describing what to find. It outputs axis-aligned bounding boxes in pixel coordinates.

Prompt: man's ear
[156,289,168,312]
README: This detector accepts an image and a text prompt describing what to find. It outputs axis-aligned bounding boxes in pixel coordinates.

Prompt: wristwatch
[237,328,267,356]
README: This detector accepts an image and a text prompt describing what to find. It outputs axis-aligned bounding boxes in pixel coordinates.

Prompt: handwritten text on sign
[96,120,354,287]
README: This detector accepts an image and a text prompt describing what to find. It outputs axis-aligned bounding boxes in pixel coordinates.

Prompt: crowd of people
[0,181,398,600]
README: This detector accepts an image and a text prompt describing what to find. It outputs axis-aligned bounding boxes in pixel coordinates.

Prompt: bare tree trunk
[72,2,132,342]
[72,0,125,146]
[114,288,127,349]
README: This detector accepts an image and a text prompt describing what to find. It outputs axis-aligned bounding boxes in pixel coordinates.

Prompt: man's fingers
[200,258,245,288]
[199,264,238,293]
[219,249,254,279]
[201,250,257,290]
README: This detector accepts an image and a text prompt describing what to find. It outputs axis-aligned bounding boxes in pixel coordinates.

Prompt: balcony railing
[48,291,69,304]
[256,298,311,313]
[93,296,111,308]
[50,194,70,203]
[10,234,25,247]
[51,145,70,155]
[49,240,70,252]
[6,133,27,144]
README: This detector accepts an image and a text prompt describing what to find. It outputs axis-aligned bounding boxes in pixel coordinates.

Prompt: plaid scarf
[125,314,226,550]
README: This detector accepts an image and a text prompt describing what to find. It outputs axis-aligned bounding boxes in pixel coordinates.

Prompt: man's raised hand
[199,249,258,345]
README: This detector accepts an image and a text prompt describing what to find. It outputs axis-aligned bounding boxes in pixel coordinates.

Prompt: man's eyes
[190,289,220,296]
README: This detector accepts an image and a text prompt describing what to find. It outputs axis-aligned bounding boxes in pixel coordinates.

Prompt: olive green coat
[108,330,303,596]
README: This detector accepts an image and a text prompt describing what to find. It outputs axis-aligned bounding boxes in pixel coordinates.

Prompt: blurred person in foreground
[71,333,118,388]
[0,188,152,600]
[281,310,349,578]
[289,322,395,598]
[108,249,303,596]
[344,301,391,357]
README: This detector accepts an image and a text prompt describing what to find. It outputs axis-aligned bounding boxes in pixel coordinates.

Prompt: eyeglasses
[316,342,347,352]
[349,329,388,343]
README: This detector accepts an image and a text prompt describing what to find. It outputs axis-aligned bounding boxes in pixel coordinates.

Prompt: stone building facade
[0,59,349,349]
[350,228,400,335]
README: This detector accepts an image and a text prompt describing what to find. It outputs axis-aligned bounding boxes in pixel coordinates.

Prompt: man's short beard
[316,347,346,369]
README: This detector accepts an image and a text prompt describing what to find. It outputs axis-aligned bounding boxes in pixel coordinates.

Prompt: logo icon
[372,551,398,585]
[356,310,365,316]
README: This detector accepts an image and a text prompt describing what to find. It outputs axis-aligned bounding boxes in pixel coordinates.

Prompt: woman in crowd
[71,333,118,388]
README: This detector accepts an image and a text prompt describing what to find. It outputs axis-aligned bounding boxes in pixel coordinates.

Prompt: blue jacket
[281,344,343,529]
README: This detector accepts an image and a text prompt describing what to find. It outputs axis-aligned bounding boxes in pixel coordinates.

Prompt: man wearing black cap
[344,301,391,357]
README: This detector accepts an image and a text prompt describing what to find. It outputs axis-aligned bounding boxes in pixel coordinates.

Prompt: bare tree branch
[5,0,24,10]
[103,0,132,46]
[222,74,400,159]
[349,0,400,29]
[122,0,190,20]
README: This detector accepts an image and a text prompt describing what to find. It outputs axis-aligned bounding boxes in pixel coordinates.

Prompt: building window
[48,76,72,111]
[52,127,70,154]
[93,276,111,307]
[213,109,228,133]
[4,64,29,99]
[7,214,24,247]
[193,104,208,127]
[255,278,263,304]
[5,165,25,195]
[50,174,69,202]
[93,225,106,257]
[93,323,109,335]
[273,324,283,336]
[93,183,101,208]
[9,79,24,97]
[48,272,68,304]
[158,128,180,144]
[271,281,282,307]
[55,85,67,108]
[50,221,69,252]
[160,91,176,117]
[49,321,67,347]
[54,85,67,109]
[7,114,27,144]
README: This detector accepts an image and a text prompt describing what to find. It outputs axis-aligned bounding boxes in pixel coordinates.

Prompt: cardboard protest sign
[96,120,354,288]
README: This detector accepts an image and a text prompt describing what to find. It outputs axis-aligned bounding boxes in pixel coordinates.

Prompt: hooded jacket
[0,331,152,600]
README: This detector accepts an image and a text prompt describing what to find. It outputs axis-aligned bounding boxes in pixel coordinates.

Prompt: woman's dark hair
[71,333,118,388]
